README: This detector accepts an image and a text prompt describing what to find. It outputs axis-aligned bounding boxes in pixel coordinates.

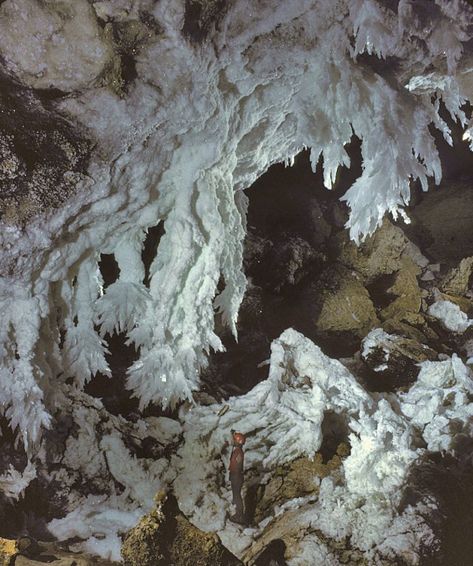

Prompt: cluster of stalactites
[0,0,472,451]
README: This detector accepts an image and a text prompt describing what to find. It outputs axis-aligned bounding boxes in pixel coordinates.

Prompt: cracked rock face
[334,220,412,283]
[404,182,473,264]
[252,445,349,526]
[311,264,379,338]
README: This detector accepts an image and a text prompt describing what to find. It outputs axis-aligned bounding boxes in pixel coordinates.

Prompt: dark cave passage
[402,447,473,566]
[201,145,363,398]
[200,122,473,403]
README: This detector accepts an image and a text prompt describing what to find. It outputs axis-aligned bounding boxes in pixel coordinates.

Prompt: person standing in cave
[229,429,246,525]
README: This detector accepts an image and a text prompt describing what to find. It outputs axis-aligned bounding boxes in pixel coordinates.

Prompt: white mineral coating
[1,325,470,563]
[0,461,36,501]
[171,329,473,563]
[361,327,396,369]
[1,0,473,444]
[428,299,473,333]
[400,354,473,452]
[44,389,179,561]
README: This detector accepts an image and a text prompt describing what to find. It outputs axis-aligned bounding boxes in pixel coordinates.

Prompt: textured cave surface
[1,0,473,565]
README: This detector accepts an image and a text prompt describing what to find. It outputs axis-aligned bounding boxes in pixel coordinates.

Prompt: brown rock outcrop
[334,219,409,283]
[122,493,242,566]
[379,257,422,321]
[253,446,349,524]
[0,537,17,566]
[312,265,379,338]
[404,182,473,263]
[440,257,473,296]
[362,330,437,390]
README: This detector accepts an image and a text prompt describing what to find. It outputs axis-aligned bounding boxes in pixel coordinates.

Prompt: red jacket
[229,445,244,475]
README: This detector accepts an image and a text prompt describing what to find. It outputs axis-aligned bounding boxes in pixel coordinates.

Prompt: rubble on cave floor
[121,492,242,566]
[171,174,473,565]
[171,328,473,565]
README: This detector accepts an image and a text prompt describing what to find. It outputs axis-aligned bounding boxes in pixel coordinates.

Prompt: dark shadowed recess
[203,105,473,400]
[0,417,60,541]
[142,223,166,287]
[254,539,288,566]
[402,102,473,263]
[0,417,28,538]
[84,331,141,417]
[319,411,350,462]
[201,141,363,398]
[93,11,162,96]
[99,253,120,289]
[87,224,168,418]
[433,102,473,182]
[182,0,227,43]
[401,442,473,566]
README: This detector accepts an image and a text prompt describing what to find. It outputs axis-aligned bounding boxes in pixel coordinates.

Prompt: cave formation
[1,1,473,565]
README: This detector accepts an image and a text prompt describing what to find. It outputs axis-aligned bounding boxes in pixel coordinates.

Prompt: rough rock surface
[254,235,323,293]
[334,220,410,283]
[0,70,91,224]
[382,313,433,345]
[0,537,17,566]
[361,329,437,391]
[173,328,473,565]
[440,256,473,296]
[121,494,242,566]
[402,451,473,566]
[378,257,422,322]
[0,0,113,91]
[253,444,349,525]
[0,537,115,566]
[311,264,379,338]
[439,292,473,316]
[404,182,473,264]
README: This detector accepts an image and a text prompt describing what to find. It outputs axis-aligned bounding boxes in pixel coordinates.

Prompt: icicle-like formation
[0,0,473,443]
[62,257,111,388]
[125,168,247,408]
[96,229,151,338]
[0,284,51,451]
